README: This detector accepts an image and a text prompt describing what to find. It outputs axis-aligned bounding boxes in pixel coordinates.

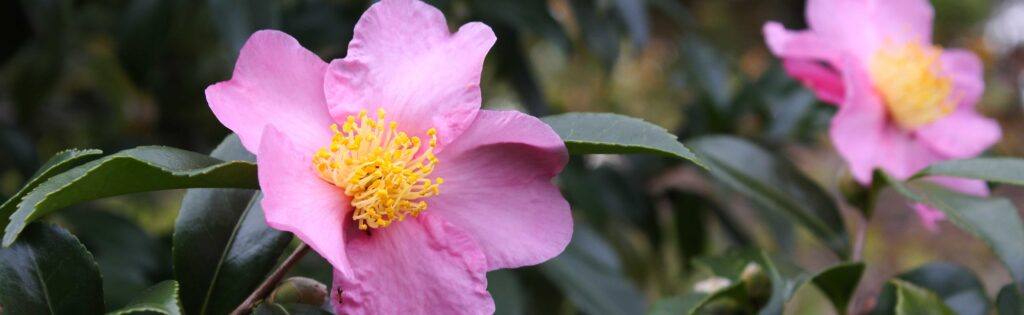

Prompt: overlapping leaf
[3,146,258,246]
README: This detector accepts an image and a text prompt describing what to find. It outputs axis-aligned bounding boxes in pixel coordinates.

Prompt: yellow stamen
[312,108,443,230]
[869,40,958,129]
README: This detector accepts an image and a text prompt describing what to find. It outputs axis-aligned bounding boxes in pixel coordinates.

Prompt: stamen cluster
[313,109,442,230]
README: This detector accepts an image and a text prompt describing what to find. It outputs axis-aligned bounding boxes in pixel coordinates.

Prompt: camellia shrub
[1,0,1023,314]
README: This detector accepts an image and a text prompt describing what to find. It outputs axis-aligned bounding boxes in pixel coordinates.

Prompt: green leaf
[539,226,645,315]
[883,174,1024,286]
[681,36,732,108]
[174,134,292,315]
[810,262,865,314]
[870,263,990,315]
[648,282,747,315]
[108,280,183,315]
[916,158,1024,186]
[0,223,104,314]
[252,303,331,315]
[997,284,1024,315]
[3,146,258,246]
[687,136,850,259]
[892,279,957,315]
[570,0,620,69]
[0,148,103,229]
[541,112,704,167]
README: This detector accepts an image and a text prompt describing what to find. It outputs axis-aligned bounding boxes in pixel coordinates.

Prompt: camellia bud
[740,262,771,309]
[267,277,328,306]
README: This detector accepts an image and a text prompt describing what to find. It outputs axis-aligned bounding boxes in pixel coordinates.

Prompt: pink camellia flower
[763,0,1001,230]
[205,0,573,313]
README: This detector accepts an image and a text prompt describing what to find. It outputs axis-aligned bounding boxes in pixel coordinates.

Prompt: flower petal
[915,109,1001,159]
[431,110,571,270]
[781,59,845,105]
[332,213,493,314]
[257,127,353,277]
[941,49,984,109]
[206,30,334,153]
[806,0,933,62]
[325,0,496,151]
[829,58,888,183]
[763,22,842,65]
[911,203,946,232]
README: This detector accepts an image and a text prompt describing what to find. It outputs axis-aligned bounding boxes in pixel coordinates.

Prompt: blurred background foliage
[1,0,1023,313]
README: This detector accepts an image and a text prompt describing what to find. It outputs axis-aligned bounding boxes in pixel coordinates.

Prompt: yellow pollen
[312,108,443,230]
[869,40,958,129]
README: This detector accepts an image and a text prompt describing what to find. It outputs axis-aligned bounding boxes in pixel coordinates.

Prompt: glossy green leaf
[108,280,183,315]
[541,112,704,167]
[997,284,1024,315]
[539,227,645,315]
[252,303,331,315]
[916,158,1024,186]
[884,174,1024,286]
[687,136,850,259]
[648,282,747,315]
[0,148,102,229]
[3,146,259,246]
[892,280,957,315]
[174,134,292,315]
[0,223,104,314]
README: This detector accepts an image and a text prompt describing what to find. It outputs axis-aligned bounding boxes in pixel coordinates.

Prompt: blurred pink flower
[204,0,572,312]
[763,0,1001,230]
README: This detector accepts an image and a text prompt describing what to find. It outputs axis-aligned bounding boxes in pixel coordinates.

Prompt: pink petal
[782,59,845,105]
[430,110,571,270]
[806,0,933,63]
[829,57,888,183]
[914,109,1001,159]
[911,203,945,232]
[763,22,842,65]
[206,30,334,154]
[257,127,353,277]
[332,213,493,314]
[324,0,496,152]
[941,49,984,109]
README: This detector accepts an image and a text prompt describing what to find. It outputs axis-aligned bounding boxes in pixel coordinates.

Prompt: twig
[230,243,311,315]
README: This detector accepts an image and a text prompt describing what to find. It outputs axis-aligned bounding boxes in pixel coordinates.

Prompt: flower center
[868,41,957,129]
[312,109,442,230]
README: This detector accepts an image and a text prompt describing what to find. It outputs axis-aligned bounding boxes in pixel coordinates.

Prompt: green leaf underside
[687,136,850,259]
[883,173,1024,287]
[3,146,258,246]
[0,148,103,230]
[107,280,183,315]
[892,280,957,315]
[916,158,1024,186]
[541,112,705,167]
[174,134,292,315]
[0,223,104,314]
